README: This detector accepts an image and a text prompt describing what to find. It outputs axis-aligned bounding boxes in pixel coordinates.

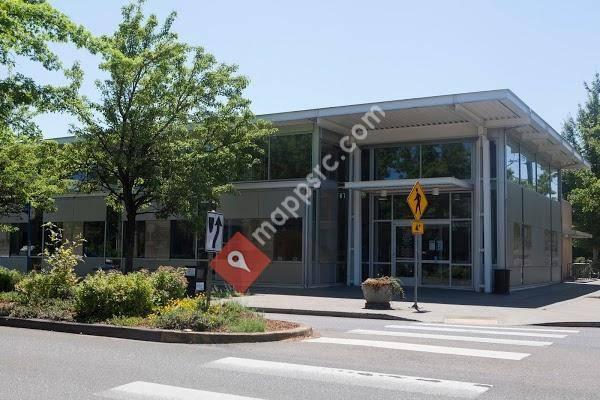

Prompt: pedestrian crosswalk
[304,322,577,361]
[96,322,578,400]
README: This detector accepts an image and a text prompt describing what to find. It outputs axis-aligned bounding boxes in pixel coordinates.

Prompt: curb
[0,316,312,344]
[254,307,418,322]
[532,321,600,328]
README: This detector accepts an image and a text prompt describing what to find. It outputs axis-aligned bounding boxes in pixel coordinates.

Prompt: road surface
[1,314,598,399]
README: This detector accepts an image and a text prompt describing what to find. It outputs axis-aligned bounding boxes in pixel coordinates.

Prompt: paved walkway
[234,280,600,326]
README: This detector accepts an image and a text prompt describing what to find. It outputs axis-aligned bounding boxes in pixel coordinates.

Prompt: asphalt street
[1,314,599,400]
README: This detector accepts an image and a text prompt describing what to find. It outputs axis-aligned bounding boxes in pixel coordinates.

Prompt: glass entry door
[392,223,415,286]
[392,221,452,287]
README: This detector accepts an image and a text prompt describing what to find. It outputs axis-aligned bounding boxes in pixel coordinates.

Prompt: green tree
[70,1,272,273]
[0,0,93,225]
[562,73,600,264]
[0,0,94,134]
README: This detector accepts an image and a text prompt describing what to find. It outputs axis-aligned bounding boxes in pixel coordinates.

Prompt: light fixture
[432,187,440,196]
[380,190,388,198]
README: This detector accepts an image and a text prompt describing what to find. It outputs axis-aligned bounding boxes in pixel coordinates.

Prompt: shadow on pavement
[251,280,600,309]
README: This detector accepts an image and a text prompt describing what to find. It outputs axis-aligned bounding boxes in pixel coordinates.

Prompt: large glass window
[170,220,195,259]
[9,224,27,256]
[422,263,450,286]
[7,219,42,257]
[519,149,535,189]
[374,196,391,220]
[226,218,302,262]
[422,225,449,261]
[123,221,146,258]
[451,221,471,263]
[451,193,471,219]
[361,149,371,181]
[83,221,104,258]
[144,220,170,259]
[105,208,121,258]
[270,134,312,180]
[421,142,472,179]
[550,168,559,200]
[273,218,302,261]
[422,193,450,219]
[506,140,520,183]
[373,222,391,262]
[536,160,551,196]
[374,145,419,180]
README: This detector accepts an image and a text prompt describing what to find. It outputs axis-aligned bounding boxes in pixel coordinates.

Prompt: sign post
[407,181,428,312]
[205,211,224,304]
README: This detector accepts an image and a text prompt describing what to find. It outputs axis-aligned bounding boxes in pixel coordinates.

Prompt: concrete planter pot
[361,283,393,310]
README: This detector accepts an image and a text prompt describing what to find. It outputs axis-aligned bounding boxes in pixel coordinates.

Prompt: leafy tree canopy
[562,73,600,259]
[70,1,273,271]
[0,0,94,227]
[0,0,96,135]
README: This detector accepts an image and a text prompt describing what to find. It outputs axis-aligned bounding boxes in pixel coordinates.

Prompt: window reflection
[421,142,471,179]
[374,145,419,180]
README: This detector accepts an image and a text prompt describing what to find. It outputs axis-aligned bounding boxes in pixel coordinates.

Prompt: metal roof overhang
[344,177,472,193]
[261,89,589,170]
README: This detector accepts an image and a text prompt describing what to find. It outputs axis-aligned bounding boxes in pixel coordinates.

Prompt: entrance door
[392,222,416,286]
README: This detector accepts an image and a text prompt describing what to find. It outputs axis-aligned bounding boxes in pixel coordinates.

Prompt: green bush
[0,267,23,292]
[15,224,81,303]
[8,299,75,321]
[151,266,187,307]
[0,291,24,303]
[74,271,154,321]
[151,297,265,333]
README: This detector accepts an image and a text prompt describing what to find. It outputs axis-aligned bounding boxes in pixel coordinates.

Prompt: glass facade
[506,139,561,200]
[242,132,312,181]
[372,141,473,181]
[366,192,472,287]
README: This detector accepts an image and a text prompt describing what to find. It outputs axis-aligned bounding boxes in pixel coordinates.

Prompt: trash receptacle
[493,269,510,294]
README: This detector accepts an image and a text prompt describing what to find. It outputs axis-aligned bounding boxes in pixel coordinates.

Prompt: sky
[19,0,600,138]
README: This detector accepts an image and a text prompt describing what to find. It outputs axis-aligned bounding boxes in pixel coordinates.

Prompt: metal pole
[205,252,213,306]
[412,232,420,311]
[26,203,32,272]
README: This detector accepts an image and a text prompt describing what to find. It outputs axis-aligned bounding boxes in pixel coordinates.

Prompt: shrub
[151,297,265,333]
[0,291,24,303]
[74,271,154,321]
[8,299,75,321]
[151,266,187,307]
[15,224,81,303]
[151,296,210,331]
[0,267,23,292]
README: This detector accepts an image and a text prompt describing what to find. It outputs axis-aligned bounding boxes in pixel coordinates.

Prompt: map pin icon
[227,250,251,272]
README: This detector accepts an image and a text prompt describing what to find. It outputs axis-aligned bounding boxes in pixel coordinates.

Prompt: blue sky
[22,0,600,138]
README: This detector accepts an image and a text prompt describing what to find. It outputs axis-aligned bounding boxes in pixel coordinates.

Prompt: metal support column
[352,147,362,286]
[480,126,493,293]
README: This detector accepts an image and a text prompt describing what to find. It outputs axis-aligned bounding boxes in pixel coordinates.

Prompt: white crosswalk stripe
[384,324,568,338]
[306,337,530,360]
[97,381,264,400]
[348,328,554,347]
[417,323,580,334]
[207,357,492,399]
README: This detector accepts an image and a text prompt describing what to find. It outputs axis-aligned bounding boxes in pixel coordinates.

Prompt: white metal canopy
[262,89,588,170]
[344,177,472,192]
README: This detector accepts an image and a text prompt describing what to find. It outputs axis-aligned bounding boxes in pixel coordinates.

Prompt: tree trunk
[593,246,599,268]
[123,210,137,273]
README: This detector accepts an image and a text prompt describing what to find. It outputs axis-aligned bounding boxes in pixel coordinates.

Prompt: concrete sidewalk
[234,280,600,326]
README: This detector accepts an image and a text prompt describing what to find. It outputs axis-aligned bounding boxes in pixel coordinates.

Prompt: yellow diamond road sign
[407,181,428,220]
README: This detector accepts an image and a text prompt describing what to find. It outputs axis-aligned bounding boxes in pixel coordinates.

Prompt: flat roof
[261,89,588,170]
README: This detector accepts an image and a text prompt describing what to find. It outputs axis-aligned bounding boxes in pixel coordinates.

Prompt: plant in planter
[361,276,404,309]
